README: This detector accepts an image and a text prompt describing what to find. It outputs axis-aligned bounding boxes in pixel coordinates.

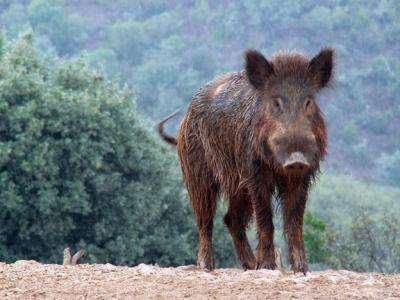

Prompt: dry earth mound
[0,260,399,299]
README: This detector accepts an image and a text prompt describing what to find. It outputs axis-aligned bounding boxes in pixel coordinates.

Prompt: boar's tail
[156,109,181,146]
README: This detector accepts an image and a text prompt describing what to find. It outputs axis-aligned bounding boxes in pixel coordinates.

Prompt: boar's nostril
[283,152,310,172]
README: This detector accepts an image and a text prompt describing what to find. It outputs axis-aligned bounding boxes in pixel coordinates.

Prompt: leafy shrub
[328,212,399,273]
[304,212,333,265]
[308,174,400,273]
[0,34,196,266]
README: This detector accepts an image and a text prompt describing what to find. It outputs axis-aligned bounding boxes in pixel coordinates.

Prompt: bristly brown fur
[159,48,334,274]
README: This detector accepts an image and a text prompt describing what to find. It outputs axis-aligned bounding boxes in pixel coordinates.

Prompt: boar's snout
[283,151,310,173]
[268,131,318,174]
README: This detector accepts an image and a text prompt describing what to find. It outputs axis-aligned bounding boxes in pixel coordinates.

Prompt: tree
[329,212,400,273]
[0,34,196,266]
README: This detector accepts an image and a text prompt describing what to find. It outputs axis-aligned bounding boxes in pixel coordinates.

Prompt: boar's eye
[272,97,283,112]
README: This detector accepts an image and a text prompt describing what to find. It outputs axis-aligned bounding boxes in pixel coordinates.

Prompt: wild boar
[158,48,334,274]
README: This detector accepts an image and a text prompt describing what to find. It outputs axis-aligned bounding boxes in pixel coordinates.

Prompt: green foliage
[1,0,399,182]
[0,3,30,38]
[106,20,152,65]
[0,33,4,57]
[377,151,400,186]
[0,35,196,266]
[308,174,400,273]
[328,212,399,273]
[309,174,400,230]
[303,212,332,265]
[81,48,120,79]
[27,0,88,55]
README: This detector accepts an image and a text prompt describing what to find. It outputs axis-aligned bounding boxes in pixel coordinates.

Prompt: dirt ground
[0,260,399,299]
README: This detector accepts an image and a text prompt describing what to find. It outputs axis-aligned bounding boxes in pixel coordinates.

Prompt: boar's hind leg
[282,186,308,275]
[224,193,256,270]
[186,176,218,271]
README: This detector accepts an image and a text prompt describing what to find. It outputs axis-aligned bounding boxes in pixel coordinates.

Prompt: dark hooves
[256,261,277,270]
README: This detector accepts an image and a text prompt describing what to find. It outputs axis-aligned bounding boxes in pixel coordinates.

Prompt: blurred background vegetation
[0,0,398,273]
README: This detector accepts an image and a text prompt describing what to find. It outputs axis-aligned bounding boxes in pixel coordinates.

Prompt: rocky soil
[0,260,399,299]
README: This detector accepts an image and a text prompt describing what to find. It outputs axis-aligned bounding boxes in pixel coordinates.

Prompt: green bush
[308,174,400,273]
[327,212,399,273]
[303,212,333,265]
[0,34,196,266]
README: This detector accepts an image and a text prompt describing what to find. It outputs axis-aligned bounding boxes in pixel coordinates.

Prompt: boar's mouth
[264,133,319,176]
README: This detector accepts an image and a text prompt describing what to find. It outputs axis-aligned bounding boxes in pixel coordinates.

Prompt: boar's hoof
[197,258,215,271]
[256,260,277,270]
[292,260,309,275]
[242,261,256,271]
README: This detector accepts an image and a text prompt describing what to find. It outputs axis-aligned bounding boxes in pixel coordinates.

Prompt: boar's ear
[245,49,274,89]
[308,47,335,89]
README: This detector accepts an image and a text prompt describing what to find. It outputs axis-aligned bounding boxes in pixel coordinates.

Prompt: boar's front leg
[251,181,276,270]
[281,182,309,274]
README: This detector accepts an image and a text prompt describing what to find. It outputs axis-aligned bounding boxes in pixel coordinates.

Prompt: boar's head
[246,48,334,176]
